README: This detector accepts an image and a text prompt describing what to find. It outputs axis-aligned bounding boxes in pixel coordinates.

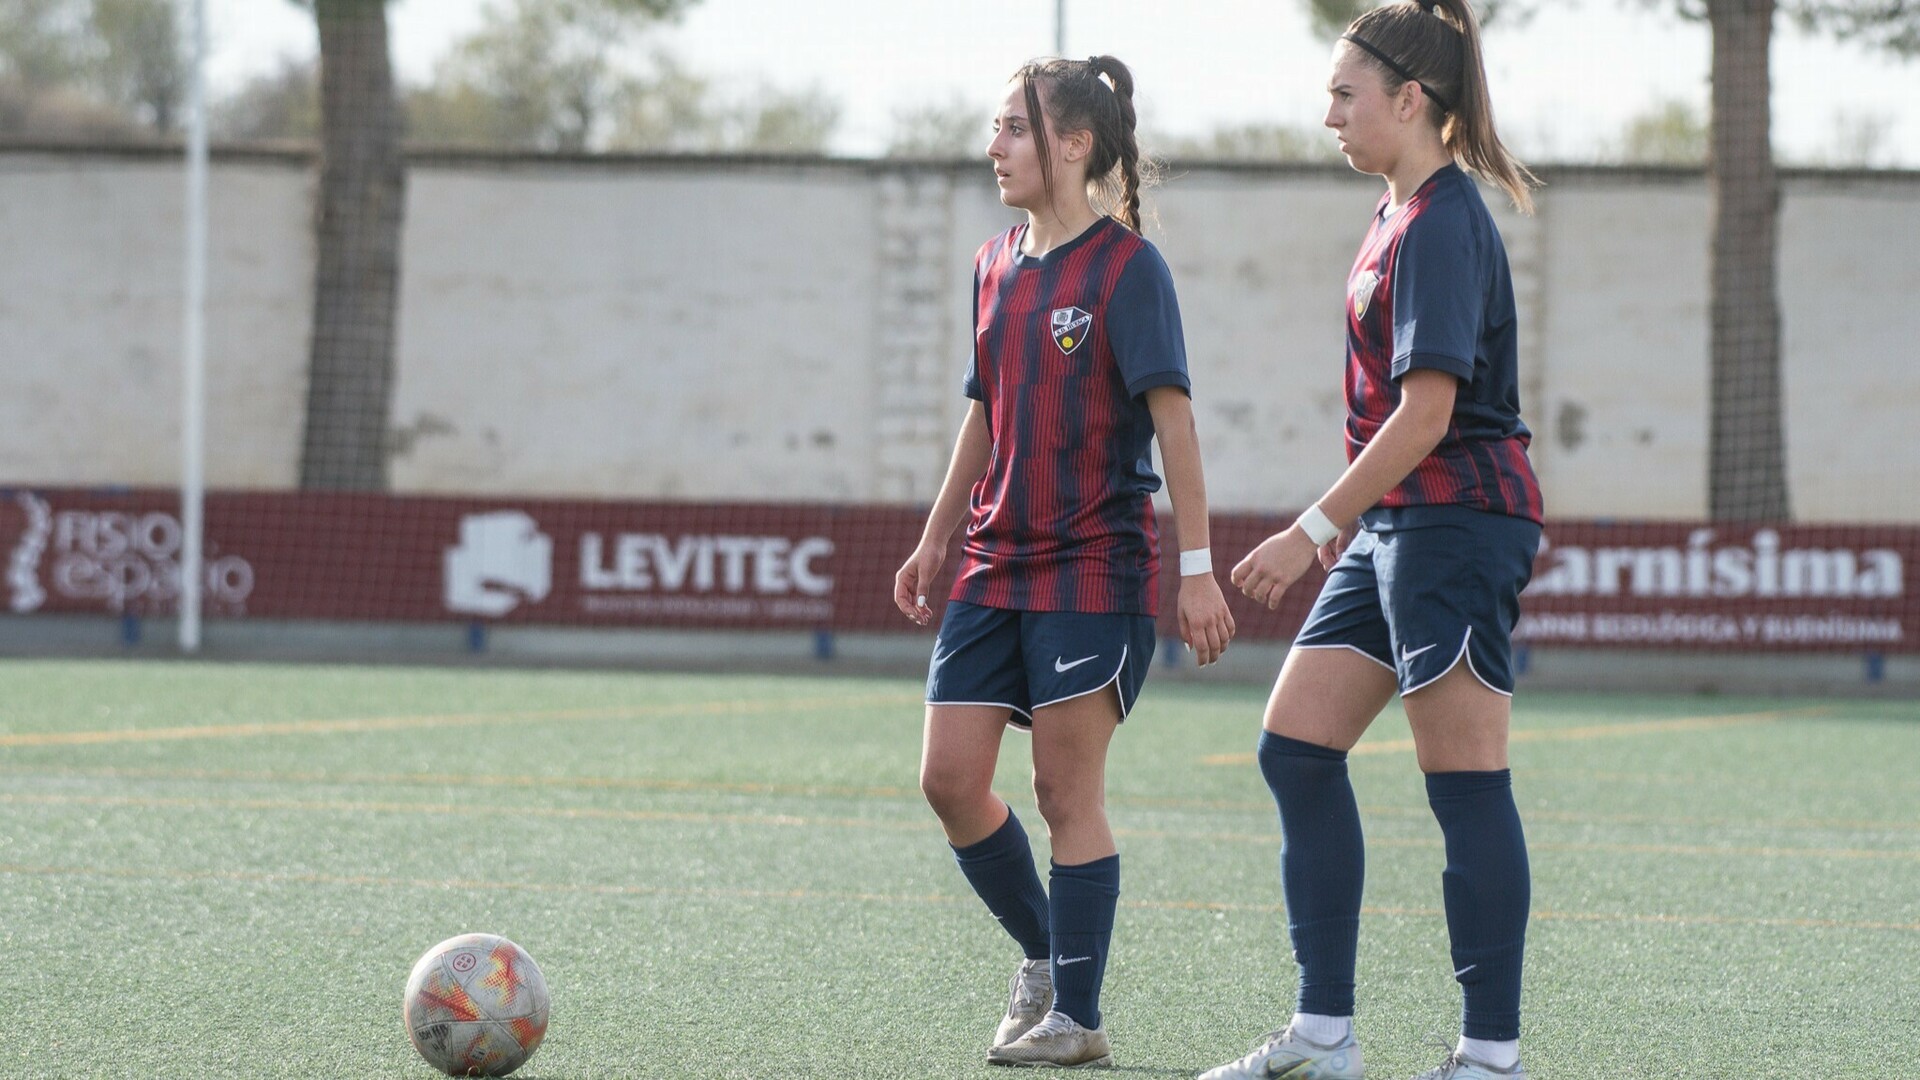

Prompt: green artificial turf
[2,659,1915,1077]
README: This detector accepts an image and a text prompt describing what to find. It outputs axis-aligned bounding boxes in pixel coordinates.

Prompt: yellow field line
[0,792,930,833]
[0,861,1913,934]
[1199,706,1825,766]
[1528,907,1920,934]
[8,791,1919,863]
[1353,802,1920,834]
[0,763,924,802]
[6,761,1917,836]
[0,692,922,748]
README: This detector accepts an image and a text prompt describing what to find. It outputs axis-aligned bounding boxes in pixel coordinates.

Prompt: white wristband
[1178,548,1213,576]
[1297,503,1340,547]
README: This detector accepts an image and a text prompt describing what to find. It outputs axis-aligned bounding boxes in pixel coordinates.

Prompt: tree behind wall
[295,0,697,490]
[1703,0,1787,519]
[298,0,404,491]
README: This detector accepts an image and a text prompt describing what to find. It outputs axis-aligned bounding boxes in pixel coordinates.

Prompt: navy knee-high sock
[1048,854,1120,1030]
[952,808,1051,961]
[1426,770,1530,1042]
[1258,730,1365,1018]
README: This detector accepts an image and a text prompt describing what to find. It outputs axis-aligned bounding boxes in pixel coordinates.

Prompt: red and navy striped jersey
[1345,164,1544,526]
[951,217,1191,615]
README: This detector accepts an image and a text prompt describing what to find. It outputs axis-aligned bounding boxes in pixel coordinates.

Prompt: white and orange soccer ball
[403,933,550,1077]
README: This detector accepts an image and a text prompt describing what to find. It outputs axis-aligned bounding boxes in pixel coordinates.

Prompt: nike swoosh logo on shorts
[1400,642,1438,664]
[1054,654,1099,673]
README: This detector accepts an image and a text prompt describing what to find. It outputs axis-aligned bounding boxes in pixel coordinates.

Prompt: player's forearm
[1146,388,1212,555]
[919,404,992,549]
[1315,388,1450,528]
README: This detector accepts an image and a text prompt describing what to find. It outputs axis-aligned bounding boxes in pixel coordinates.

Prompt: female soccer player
[1200,3,1542,1079]
[893,55,1236,1070]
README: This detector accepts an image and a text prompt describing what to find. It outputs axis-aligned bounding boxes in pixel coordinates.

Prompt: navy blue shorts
[925,601,1157,726]
[1293,508,1543,696]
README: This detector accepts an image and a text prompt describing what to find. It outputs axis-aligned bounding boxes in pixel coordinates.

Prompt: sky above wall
[207,0,1917,166]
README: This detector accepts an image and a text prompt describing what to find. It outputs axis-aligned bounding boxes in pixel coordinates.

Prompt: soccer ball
[403,933,550,1077]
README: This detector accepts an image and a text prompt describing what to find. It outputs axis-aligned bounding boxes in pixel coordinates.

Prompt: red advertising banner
[1512,521,1915,652]
[3,489,1914,653]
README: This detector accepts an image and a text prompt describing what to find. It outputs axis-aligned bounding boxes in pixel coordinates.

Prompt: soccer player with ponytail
[1201,3,1543,1079]
[893,55,1236,1069]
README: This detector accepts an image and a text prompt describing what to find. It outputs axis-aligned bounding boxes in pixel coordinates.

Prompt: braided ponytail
[1085,56,1143,232]
[1011,54,1154,233]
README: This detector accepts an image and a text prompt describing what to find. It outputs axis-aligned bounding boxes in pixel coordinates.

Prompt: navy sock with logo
[1426,769,1530,1042]
[1048,854,1120,1030]
[951,808,1051,961]
[1258,730,1365,1019]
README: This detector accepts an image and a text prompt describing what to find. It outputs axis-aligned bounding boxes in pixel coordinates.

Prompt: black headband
[1340,33,1452,113]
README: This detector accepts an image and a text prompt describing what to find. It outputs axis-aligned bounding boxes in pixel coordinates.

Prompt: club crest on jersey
[1350,269,1381,319]
[1050,306,1093,355]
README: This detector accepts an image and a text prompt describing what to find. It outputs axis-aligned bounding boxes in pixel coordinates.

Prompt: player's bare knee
[920,762,990,821]
[917,768,967,818]
[1031,774,1100,830]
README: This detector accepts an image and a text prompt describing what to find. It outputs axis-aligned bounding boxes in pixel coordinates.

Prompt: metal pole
[1055,0,1065,55]
[180,0,208,653]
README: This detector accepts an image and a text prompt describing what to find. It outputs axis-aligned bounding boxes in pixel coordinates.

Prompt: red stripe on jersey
[953,220,1164,615]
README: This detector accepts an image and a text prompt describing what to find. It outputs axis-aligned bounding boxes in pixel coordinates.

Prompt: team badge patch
[1350,269,1381,319]
[1050,306,1093,355]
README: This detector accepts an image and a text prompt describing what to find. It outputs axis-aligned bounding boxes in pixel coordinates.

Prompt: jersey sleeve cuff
[1391,351,1473,383]
[1125,369,1192,399]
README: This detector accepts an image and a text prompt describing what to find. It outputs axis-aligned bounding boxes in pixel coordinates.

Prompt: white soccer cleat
[987,1009,1113,1068]
[1405,1050,1524,1080]
[1196,1025,1365,1080]
[994,958,1056,1049]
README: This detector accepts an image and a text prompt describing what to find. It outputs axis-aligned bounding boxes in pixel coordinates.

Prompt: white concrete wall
[1,149,1915,521]
[1778,177,1920,521]
[0,153,314,489]
[392,163,884,501]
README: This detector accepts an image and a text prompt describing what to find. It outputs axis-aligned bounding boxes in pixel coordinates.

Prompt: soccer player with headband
[892,54,1237,1070]
[1204,2,1544,1079]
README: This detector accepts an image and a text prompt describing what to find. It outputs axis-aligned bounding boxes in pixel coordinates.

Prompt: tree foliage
[1615,99,1709,163]
[885,97,988,158]
[1304,0,1526,37]
[407,0,632,151]
[1784,0,1920,53]
[90,0,182,131]
[1,0,85,88]
[406,0,837,153]
[605,62,838,153]
[0,0,183,136]
[211,56,320,142]
[1161,122,1345,163]
[1651,0,1920,50]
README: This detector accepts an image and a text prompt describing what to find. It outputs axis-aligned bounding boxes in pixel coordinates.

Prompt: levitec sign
[442,510,841,623]
[574,530,834,620]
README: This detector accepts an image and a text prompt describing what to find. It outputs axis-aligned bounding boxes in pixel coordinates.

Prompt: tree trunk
[299,0,404,491]
[1705,0,1790,520]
